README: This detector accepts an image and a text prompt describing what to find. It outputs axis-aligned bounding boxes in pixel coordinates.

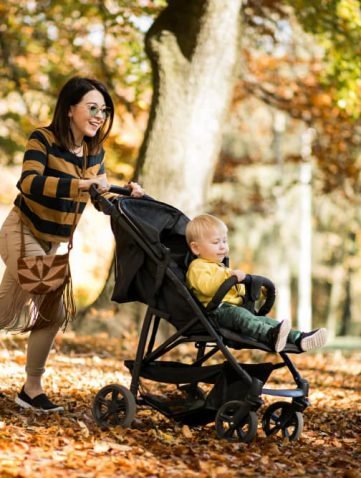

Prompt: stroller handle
[90,183,151,215]
[89,183,132,215]
[89,183,132,200]
[109,184,132,196]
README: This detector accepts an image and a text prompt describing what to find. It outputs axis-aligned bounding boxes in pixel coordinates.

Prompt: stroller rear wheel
[92,384,136,428]
[262,401,304,441]
[215,400,258,443]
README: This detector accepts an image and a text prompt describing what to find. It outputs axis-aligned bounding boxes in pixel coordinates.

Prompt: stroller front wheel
[92,383,136,429]
[262,401,304,441]
[215,401,258,443]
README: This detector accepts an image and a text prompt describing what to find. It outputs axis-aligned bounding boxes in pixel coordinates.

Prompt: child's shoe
[299,328,327,352]
[272,319,291,352]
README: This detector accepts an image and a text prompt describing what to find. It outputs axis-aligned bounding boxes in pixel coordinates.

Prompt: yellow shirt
[186,258,245,307]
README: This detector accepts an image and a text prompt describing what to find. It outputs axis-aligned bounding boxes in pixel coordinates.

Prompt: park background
[0,1,360,477]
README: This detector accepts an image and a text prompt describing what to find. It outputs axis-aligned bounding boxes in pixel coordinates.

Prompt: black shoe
[270,319,291,352]
[15,386,64,412]
[299,328,327,352]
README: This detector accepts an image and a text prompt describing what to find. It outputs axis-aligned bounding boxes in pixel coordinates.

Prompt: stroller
[90,185,310,443]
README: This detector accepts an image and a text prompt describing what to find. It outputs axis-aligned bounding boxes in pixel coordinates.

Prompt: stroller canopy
[111,197,203,331]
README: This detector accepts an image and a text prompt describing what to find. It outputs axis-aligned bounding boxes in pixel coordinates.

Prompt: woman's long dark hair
[48,76,114,153]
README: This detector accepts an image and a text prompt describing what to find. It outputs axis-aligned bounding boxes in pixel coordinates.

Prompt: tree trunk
[326,264,345,340]
[272,111,292,322]
[297,131,313,332]
[135,0,243,215]
[340,266,352,336]
[72,259,117,331]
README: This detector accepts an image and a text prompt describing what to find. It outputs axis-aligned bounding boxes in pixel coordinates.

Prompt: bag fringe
[1,274,76,333]
[25,273,76,332]
[0,287,41,332]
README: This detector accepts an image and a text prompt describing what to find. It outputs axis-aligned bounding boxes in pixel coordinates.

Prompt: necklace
[72,142,83,148]
[70,143,83,156]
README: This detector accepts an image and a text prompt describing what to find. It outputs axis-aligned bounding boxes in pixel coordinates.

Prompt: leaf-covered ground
[0,332,360,478]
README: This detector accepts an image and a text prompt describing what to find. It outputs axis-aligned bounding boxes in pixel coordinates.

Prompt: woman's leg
[0,209,64,398]
[25,296,64,397]
[0,268,30,328]
[0,210,32,328]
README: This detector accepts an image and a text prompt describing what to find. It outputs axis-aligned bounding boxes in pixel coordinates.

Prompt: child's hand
[230,269,247,282]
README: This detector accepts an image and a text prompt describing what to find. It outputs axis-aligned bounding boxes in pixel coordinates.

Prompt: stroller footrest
[262,388,306,398]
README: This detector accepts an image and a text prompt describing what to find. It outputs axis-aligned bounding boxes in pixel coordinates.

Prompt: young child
[185,214,327,352]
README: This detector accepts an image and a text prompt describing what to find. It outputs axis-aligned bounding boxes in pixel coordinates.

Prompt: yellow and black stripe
[14,128,105,243]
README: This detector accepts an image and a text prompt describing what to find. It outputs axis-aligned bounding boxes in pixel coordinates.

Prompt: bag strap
[66,199,81,252]
[19,217,26,258]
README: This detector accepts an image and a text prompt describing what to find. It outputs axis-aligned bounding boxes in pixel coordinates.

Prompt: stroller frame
[91,186,310,443]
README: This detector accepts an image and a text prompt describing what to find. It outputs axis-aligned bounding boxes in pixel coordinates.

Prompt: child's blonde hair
[185,214,227,245]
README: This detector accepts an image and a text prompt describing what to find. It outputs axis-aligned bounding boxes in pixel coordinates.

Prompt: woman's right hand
[79,176,109,194]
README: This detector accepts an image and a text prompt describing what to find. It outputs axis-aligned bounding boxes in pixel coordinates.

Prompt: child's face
[190,227,229,263]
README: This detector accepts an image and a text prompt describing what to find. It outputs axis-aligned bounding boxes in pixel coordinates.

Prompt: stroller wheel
[92,384,136,428]
[215,401,258,443]
[262,401,304,441]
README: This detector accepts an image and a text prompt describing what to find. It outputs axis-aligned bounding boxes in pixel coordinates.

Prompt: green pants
[211,303,301,346]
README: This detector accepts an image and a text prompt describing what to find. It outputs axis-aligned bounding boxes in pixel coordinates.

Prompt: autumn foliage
[0,333,360,478]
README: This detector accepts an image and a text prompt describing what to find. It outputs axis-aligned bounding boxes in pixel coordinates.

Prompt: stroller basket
[124,360,274,426]
[124,359,274,387]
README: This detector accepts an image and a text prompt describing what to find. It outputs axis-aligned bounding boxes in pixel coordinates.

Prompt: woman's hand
[127,181,144,197]
[79,176,109,194]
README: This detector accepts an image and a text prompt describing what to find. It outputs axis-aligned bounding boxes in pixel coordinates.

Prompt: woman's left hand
[128,181,144,197]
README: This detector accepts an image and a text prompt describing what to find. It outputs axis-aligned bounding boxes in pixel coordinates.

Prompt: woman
[0,76,143,412]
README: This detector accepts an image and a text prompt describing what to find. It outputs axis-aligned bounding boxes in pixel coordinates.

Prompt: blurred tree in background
[0,0,360,338]
[0,0,359,189]
[0,0,164,176]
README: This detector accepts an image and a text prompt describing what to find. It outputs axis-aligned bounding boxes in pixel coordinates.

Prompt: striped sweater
[14,127,105,243]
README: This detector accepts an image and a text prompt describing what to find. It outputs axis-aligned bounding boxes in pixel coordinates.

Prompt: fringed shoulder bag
[17,202,80,330]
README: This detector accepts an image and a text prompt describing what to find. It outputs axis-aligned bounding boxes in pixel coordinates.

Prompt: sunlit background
[0,0,360,345]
